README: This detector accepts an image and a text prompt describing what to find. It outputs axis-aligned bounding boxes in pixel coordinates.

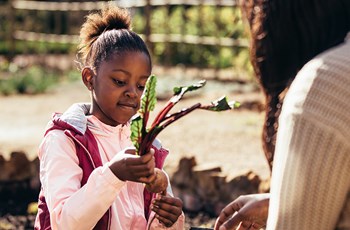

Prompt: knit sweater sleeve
[267,41,350,230]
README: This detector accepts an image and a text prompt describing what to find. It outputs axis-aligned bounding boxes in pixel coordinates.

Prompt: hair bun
[78,4,132,65]
[101,5,131,31]
[81,5,131,40]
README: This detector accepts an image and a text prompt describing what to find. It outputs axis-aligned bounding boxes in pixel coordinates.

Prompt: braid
[262,91,284,170]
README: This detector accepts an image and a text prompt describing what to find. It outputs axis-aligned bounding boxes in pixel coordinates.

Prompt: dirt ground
[0,75,270,181]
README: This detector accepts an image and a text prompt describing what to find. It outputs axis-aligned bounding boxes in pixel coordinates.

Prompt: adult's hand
[214,193,270,230]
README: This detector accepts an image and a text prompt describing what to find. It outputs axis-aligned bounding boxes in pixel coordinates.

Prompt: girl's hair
[240,0,350,170]
[77,4,151,70]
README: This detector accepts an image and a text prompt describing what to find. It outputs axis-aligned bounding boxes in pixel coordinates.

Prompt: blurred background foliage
[0,1,254,95]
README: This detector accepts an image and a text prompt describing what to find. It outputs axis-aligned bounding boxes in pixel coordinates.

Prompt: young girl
[34,5,184,230]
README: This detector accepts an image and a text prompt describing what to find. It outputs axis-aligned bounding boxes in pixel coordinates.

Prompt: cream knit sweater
[267,39,350,230]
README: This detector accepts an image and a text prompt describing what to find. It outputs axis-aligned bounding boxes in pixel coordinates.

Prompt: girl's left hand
[151,192,183,227]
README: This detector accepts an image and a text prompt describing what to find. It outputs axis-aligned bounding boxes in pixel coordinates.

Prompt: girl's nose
[125,87,137,98]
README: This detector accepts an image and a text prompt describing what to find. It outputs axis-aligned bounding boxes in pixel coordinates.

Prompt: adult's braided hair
[77,4,151,71]
[240,0,350,171]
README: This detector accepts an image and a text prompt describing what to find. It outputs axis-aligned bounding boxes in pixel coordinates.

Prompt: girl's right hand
[109,148,156,184]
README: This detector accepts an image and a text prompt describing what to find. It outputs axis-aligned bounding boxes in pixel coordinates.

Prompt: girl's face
[83,51,151,126]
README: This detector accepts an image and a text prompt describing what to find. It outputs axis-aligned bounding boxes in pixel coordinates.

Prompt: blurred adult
[215,0,350,229]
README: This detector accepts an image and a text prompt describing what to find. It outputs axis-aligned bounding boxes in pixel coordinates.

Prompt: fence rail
[13,0,238,11]
[13,30,248,47]
[10,0,246,46]
[4,0,250,79]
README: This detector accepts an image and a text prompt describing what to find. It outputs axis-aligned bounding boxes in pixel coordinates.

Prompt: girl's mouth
[118,102,137,109]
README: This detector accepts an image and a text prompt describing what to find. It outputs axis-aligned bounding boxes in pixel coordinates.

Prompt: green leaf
[131,75,157,155]
[140,75,157,115]
[130,114,143,154]
[206,96,240,111]
[173,80,206,96]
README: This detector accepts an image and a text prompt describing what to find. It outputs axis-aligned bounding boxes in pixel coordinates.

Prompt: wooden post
[144,0,153,56]
[164,2,172,66]
[214,0,222,80]
[197,0,205,78]
[7,0,16,62]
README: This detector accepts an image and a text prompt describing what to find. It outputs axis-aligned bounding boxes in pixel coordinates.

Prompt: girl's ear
[82,67,94,91]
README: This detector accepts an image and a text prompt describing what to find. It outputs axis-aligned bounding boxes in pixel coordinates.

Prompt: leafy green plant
[130,75,240,156]
[0,66,58,95]
[130,75,239,195]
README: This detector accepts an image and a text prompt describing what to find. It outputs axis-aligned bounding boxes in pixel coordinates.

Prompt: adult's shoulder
[282,39,350,139]
[299,39,350,84]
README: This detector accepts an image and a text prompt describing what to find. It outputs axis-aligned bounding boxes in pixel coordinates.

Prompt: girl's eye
[113,79,126,86]
[137,84,145,91]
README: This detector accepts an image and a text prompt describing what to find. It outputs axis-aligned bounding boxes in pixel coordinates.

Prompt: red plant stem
[160,103,201,129]
[139,127,162,155]
[139,103,201,155]
[150,100,174,128]
[142,112,149,135]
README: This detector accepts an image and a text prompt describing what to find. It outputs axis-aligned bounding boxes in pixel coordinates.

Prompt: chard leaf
[141,75,157,116]
[205,96,241,111]
[173,80,206,97]
[131,75,157,155]
[130,114,143,154]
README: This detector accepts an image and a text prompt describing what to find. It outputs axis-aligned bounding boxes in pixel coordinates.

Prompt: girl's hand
[151,192,183,227]
[109,148,156,184]
[214,193,270,230]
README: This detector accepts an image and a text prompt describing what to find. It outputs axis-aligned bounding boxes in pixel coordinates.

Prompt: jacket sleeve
[39,130,126,230]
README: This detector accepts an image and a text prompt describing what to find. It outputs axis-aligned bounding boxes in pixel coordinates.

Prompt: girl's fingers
[151,199,182,224]
[154,194,182,207]
[153,197,183,216]
[151,207,178,227]
[139,173,156,184]
[124,147,136,155]
[126,154,154,166]
[124,154,155,178]
[154,213,174,227]
[128,164,154,176]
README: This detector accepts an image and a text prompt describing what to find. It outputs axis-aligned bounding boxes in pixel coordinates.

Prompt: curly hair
[77,4,151,71]
[240,0,350,170]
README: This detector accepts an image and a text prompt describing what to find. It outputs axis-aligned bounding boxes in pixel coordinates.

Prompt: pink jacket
[35,104,184,230]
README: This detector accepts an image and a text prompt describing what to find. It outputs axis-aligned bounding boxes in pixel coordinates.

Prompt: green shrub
[0,65,58,95]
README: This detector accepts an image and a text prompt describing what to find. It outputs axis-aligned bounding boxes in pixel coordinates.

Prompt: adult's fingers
[220,216,263,230]
[217,213,244,230]
[215,202,241,229]
[237,221,252,230]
